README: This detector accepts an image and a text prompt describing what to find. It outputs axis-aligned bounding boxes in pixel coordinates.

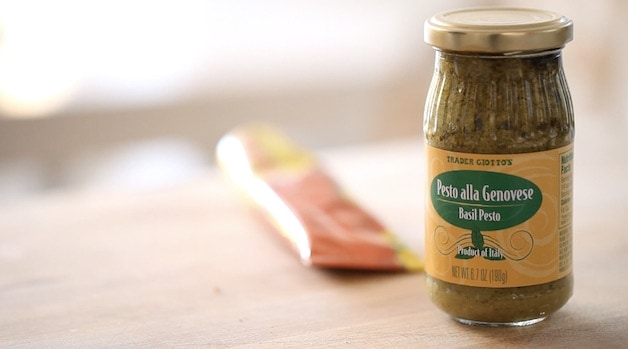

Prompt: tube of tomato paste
[216,124,422,271]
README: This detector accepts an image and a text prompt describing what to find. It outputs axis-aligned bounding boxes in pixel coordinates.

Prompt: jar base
[454,316,546,327]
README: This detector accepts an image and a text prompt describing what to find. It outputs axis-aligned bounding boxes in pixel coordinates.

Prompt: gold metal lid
[424,7,573,53]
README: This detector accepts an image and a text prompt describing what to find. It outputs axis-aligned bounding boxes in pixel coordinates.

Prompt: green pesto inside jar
[424,50,574,153]
[424,49,574,325]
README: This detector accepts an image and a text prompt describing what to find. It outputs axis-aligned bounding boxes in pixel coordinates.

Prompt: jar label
[425,144,573,287]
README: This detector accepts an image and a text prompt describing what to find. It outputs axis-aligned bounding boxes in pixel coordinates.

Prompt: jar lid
[424,7,573,53]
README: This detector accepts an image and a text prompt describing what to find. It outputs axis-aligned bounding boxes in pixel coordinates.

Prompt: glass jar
[423,7,574,326]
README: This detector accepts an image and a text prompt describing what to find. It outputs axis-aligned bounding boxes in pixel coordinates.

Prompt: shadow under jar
[423,7,574,326]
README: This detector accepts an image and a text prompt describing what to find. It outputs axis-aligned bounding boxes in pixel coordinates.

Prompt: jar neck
[433,49,564,79]
[434,48,564,59]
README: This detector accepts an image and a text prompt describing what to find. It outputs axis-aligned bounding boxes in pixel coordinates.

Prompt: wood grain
[1,139,626,348]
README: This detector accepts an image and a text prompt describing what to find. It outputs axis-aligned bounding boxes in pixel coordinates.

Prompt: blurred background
[0,0,625,202]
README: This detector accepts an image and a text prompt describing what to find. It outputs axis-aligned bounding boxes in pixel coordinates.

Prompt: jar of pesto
[423,8,574,326]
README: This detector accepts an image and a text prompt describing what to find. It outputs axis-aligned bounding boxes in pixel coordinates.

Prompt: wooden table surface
[1,137,626,348]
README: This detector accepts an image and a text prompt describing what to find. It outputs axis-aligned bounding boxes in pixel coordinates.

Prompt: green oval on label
[430,170,542,231]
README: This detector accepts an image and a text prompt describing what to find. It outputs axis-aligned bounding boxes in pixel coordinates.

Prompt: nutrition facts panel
[558,147,574,273]
[559,148,574,227]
